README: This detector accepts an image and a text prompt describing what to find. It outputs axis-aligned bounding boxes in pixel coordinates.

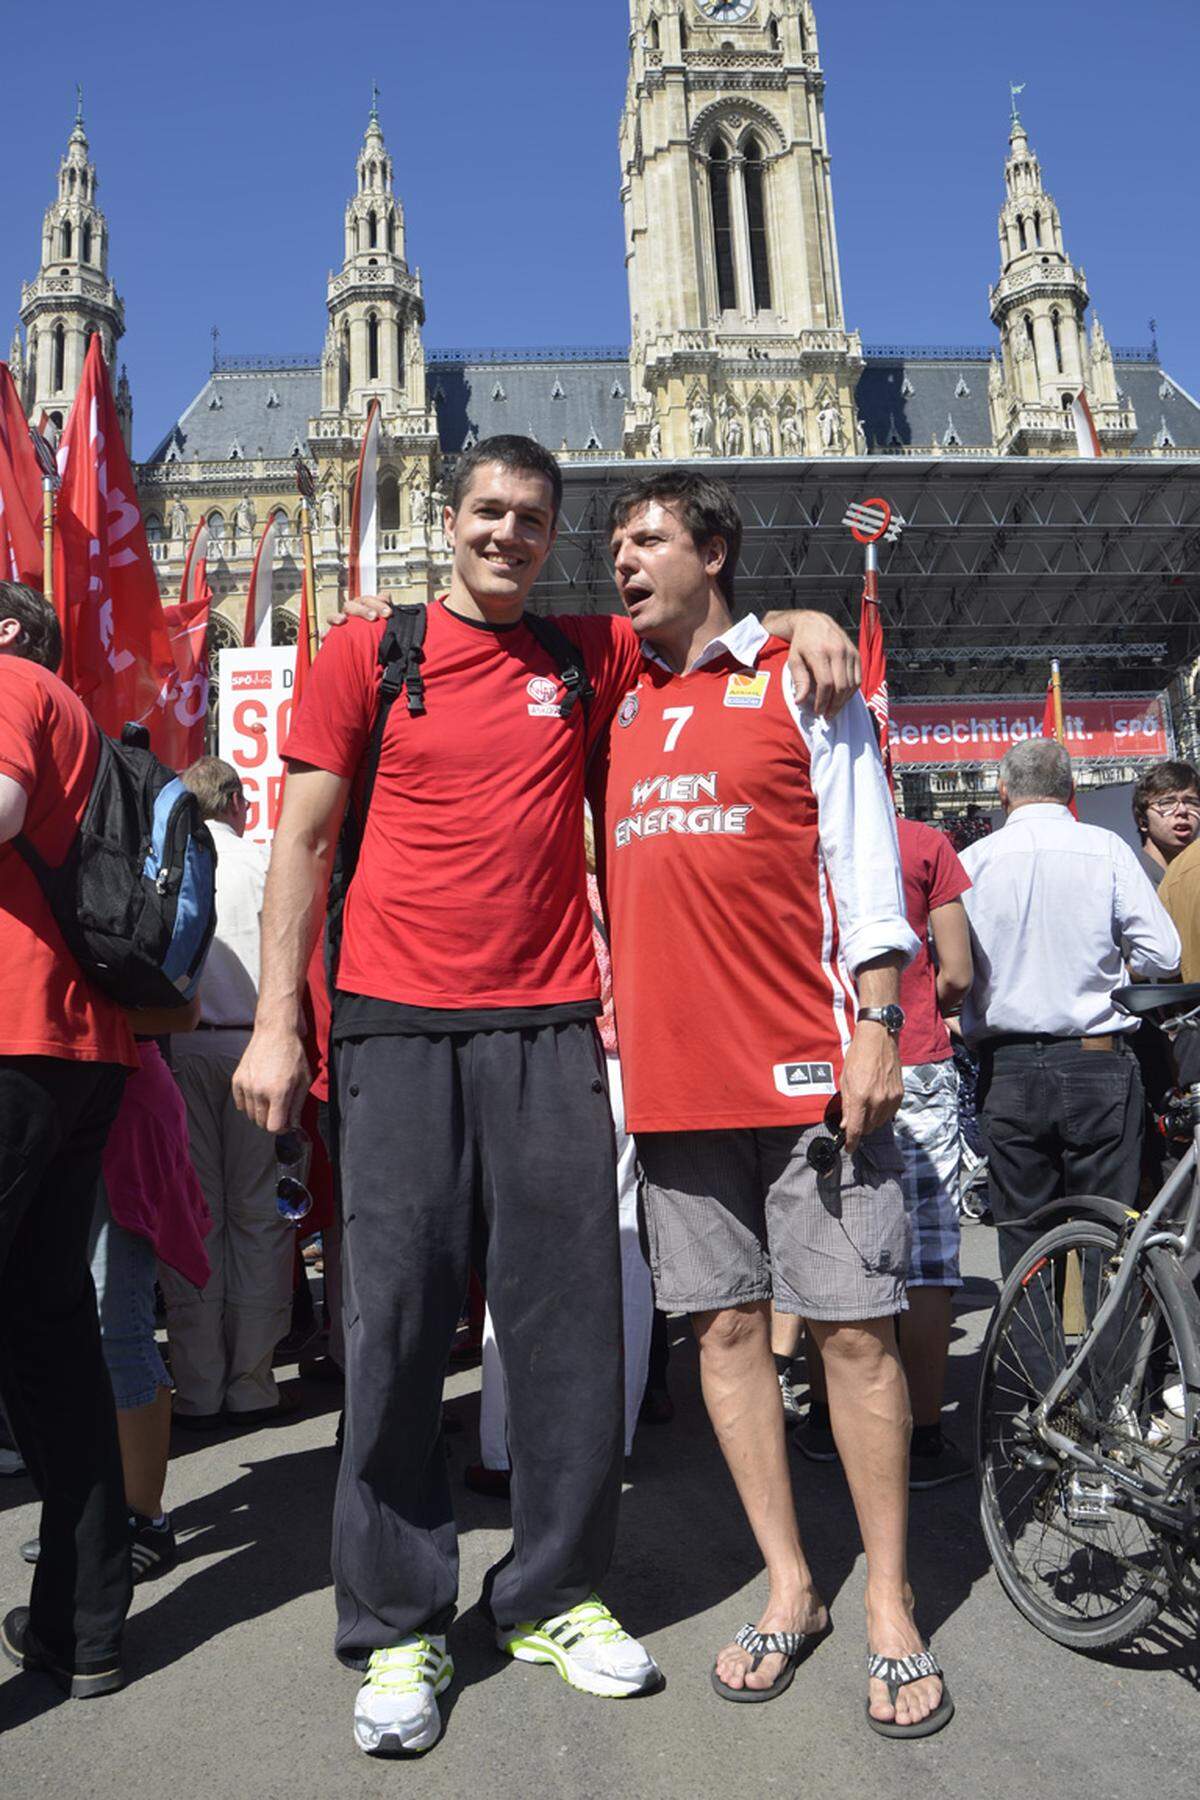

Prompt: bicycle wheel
[976,1218,1194,1652]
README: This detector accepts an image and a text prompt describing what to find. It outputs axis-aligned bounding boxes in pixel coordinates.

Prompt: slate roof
[144,351,1200,466]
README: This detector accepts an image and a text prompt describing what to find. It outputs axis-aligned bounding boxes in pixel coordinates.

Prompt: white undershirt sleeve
[784,676,919,976]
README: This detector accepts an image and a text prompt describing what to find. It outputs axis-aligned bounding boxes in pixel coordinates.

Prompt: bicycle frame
[1029,1083,1200,1516]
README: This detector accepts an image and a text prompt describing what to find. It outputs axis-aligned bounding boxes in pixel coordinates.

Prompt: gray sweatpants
[331,1020,624,1665]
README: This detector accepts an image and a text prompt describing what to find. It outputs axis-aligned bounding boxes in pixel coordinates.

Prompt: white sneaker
[353,1634,453,1756]
[1163,1382,1186,1420]
[498,1595,661,1698]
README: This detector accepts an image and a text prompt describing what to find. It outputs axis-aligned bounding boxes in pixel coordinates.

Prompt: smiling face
[609,499,729,646]
[444,461,558,621]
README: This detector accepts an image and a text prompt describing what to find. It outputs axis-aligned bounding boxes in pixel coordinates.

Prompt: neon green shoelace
[545,1597,629,1645]
[365,1639,442,1694]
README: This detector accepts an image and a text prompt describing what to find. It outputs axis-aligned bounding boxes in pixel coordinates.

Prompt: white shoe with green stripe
[353,1633,454,1756]
[497,1595,661,1698]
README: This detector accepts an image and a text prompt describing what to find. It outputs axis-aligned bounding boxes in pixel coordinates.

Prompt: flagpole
[299,493,318,663]
[1051,658,1065,744]
[42,477,55,600]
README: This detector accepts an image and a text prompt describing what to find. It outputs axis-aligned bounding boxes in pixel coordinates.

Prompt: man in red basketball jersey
[598,471,953,1738]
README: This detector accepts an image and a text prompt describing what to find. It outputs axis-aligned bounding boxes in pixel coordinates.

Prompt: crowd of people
[0,434,1194,1758]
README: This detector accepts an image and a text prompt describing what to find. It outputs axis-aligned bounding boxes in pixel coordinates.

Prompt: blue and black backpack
[16,724,217,1011]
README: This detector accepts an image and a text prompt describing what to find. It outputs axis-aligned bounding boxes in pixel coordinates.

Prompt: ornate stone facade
[620,1,862,459]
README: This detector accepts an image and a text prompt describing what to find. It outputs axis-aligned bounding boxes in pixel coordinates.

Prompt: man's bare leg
[769,1305,803,1362]
[809,1316,943,1728]
[694,1301,828,1692]
[898,1287,953,1428]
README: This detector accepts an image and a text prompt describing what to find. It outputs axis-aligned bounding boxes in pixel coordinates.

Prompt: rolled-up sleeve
[785,678,920,975]
[1114,839,1182,977]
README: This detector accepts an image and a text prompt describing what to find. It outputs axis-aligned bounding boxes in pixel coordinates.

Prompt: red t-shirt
[283,602,641,1010]
[0,657,136,1065]
[896,816,971,1067]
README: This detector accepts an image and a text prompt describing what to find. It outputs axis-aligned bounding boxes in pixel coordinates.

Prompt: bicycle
[975,982,1200,1652]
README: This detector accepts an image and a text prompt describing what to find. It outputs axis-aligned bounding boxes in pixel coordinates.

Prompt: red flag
[0,363,43,588]
[858,565,892,780]
[158,519,212,769]
[1071,390,1102,460]
[347,400,381,601]
[53,337,179,751]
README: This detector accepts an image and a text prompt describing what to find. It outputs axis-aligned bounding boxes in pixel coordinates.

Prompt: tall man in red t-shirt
[0,584,136,1699]
[599,472,952,1737]
[232,436,865,1758]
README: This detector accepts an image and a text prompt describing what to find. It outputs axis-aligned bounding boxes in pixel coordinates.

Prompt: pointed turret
[20,92,125,430]
[988,94,1135,454]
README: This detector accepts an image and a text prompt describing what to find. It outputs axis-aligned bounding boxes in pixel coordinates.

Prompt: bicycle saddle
[1112,981,1200,1020]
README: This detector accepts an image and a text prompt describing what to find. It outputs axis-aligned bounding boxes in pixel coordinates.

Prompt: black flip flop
[711,1619,833,1704]
[865,1650,955,1739]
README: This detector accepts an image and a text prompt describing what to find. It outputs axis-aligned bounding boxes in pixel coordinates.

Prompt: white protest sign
[217,646,297,847]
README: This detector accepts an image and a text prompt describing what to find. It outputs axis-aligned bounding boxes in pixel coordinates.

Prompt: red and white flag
[1071,389,1102,460]
[0,362,43,588]
[158,519,213,769]
[347,400,381,601]
[243,510,282,648]
[53,336,179,748]
[858,565,892,779]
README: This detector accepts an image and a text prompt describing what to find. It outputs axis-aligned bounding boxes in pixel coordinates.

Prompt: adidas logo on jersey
[773,1062,837,1098]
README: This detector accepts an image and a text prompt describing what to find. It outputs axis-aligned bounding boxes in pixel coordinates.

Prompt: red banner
[0,362,43,587]
[891,698,1170,766]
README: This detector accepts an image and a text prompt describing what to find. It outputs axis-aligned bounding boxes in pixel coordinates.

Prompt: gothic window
[144,513,163,543]
[272,607,298,648]
[1023,313,1039,378]
[708,140,737,313]
[60,220,73,258]
[396,320,406,385]
[368,210,378,249]
[207,511,226,541]
[80,223,92,262]
[367,313,380,381]
[648,15,660,49]
[387,215,395,253]
[768,16,781,50]
[1018,216,1028,252]
[679,15,687,48]
[1051,309,1064,375]
[52,322,65,391]
[744,138,773,313]
[1033,211,1043,246]
[378,473,400,531]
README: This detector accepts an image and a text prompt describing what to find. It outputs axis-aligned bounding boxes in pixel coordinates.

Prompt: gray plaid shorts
[636,1123,909,1322]
[894,1060,963,1288]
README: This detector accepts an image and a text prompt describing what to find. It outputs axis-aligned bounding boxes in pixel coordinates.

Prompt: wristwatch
[858,1004,906,1038]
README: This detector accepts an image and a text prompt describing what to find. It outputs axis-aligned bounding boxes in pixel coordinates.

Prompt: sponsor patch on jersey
[772,1061,837,1098]
[527,675,561,718]
[724,671,771,709]
[617,690,640,728]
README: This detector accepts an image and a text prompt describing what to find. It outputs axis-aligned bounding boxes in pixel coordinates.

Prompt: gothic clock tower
[620,0,863,459]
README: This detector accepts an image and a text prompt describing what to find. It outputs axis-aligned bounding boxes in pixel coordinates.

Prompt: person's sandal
[865,1650,954,1738]
[711,1619,832,1704]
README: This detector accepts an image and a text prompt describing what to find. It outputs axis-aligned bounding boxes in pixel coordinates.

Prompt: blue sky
[2,0,1196,457]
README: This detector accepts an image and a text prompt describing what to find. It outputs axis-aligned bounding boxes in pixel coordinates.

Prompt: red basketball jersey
[599,619,912,1133]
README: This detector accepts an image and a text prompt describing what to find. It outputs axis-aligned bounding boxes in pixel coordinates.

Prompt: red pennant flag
[1071,390,1102,460]
[158,519,212,769]
[0,363,44,588]
[858,565,892,780]
[53,337,178,750]
[347,400,381,601]
[243,510,281,648]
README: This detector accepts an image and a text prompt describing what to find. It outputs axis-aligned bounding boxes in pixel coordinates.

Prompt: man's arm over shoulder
[790,681,919,973]
[1112,833,1181,979]
[282,614,381,778]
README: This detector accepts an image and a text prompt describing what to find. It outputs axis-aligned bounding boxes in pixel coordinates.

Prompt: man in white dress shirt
[958,739,1181,1276]
[162,758,293,1426]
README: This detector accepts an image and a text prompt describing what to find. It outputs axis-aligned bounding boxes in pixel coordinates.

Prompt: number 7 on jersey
[662,707,694,753]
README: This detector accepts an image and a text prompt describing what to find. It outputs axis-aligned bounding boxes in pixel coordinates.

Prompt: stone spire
[19,94,126,438]
[988,96,1134,454]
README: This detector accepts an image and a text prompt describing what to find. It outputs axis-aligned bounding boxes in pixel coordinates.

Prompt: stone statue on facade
[751,411,773,457]
[648,419,663,458]
[723,409,744,457]
[410,483,429,527]
[689,397,712,453]
[855,414,868,454]
[235,496,254,542]
[818,400,844,451]
[320,487,339,531]
[168,500,189,542]
[780,408,803,456]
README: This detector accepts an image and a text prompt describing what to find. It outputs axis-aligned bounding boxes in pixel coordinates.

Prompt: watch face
[700,0,756,21]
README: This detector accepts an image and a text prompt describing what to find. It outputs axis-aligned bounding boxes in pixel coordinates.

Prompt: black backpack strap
[522,612,595,724]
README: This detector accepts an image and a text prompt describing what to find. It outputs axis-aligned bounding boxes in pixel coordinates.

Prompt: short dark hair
[448,434,563,519]
[1132,760,1200,843]
[607,470,744,607]
[0,581,62,671]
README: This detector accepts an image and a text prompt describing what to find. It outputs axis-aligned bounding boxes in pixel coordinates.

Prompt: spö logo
[527,675,561,718]
[773,1061,837,1098]
[618,691,640,727]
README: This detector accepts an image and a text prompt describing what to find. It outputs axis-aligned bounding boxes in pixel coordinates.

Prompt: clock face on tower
[699,0,756,21]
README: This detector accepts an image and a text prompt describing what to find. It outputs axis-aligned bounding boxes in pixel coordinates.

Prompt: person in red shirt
[600,471,952,1738]
[797,816,974,1487]
[234,436,862,1758]
[0,583,136,1700]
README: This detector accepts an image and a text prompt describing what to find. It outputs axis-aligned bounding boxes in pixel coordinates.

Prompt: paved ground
[1,1227,1196,1800]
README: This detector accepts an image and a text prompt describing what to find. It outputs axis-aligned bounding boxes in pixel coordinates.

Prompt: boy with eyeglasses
[1132,761,1200,883]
